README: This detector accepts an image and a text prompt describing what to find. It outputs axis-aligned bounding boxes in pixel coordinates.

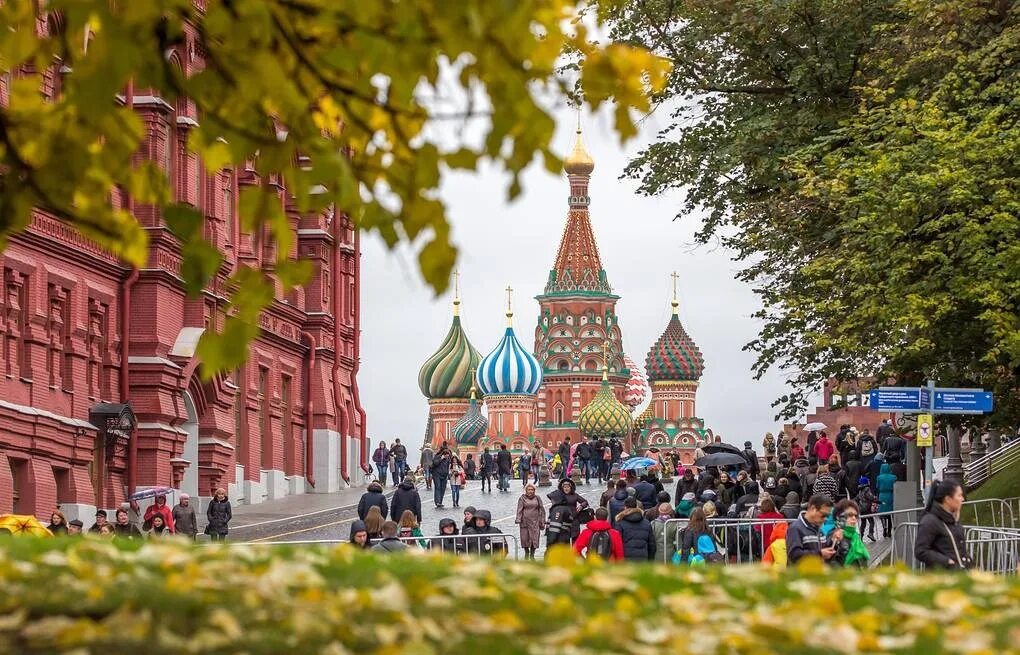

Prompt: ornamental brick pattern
[0,13,365,520]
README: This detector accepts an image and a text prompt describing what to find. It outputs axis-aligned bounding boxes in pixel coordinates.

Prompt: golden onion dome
[578,368,632,439]
[564,127,594,175]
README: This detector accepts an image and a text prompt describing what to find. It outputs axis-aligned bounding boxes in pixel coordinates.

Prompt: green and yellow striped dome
[418,314,482,399]
[578,373,633,439]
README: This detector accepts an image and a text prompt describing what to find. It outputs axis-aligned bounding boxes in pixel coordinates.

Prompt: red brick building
[0,14,368,521]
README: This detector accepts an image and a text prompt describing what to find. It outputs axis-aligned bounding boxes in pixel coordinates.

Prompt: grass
[964,455,1020,528]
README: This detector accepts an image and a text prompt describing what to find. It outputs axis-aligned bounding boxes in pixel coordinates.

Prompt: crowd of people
[37,489,232,541]
[357,424,973,570]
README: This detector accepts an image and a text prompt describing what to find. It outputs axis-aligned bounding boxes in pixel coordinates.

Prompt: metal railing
[659,498,1014,565]
[964,438,1020,489]
[884,523,1020,574]
[223,534,521,559]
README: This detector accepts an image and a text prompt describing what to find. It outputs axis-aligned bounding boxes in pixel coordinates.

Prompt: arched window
[557,360,569,371]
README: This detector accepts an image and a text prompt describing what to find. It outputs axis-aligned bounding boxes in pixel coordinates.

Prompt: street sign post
[868,383,994,489]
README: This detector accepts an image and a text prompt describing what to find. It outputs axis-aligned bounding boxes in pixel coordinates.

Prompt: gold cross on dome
[505,285,514,325]
[670,271,680,310]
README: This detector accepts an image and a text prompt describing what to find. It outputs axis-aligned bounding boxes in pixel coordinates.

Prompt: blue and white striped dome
[477,327,543,396]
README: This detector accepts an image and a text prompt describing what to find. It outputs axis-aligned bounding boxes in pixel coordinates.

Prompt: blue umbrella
[620,457,657,471]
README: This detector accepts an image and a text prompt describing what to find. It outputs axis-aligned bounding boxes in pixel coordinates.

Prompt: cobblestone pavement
[235,476,610,557]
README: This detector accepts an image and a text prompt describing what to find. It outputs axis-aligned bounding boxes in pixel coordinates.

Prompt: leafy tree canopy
[606,0,1020,426]
[0,0,668,373]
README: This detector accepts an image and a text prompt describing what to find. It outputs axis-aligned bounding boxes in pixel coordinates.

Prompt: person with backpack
[518,451,533,486]
[741,441,760,480]
[679,507,723,564]
[515,484,545,560]
[615,497,656,561]
[573,507,624,561]
[856,429,880,471]
[546,478,588,547]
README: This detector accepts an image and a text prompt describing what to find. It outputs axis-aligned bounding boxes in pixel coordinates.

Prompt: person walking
[519,450,533,486]
[495,444,513,492]
[741,441,760,480]
[515,484,545,560]
[431,445,452,508]
[915,480,971,569]
[464,453,477,480]
[650,503,678,563]
[479,447,494,493]
[172,493,198,540]
[450,456,466,508]
[813,432,836,464]
[364,506,385,541]
[615,497,656,561]
[876,462,897,538]
[390,439,409,481]
[762,432,777,463]
[420,444,435,490]
[812,465,839,505]
[575,439,592,483]
[373,441,389,485]
[856,429,880,472]
[205,487,232,541]
[390,475,423,523]
[358,480,389,520]
[546,478,588,548]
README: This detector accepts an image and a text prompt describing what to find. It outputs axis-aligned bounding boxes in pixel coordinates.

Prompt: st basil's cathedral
[418,127,715,464]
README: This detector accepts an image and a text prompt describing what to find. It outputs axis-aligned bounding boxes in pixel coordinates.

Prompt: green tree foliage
[606,0,1020,424]
[0,0,668,374]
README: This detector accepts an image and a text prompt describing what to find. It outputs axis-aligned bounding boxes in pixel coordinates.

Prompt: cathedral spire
[544,121,613,297]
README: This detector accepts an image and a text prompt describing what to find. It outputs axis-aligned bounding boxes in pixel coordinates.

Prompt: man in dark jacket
[883,431,906,464]
[732,480,761,517]
[557,439,571,470]
[673,468,699,501]
[358,480,388,520]
[479,448,494,492]
[420,445,435,490]
[495,444,513,492]
[786,494,836,564]
[593,438,608,480]
[575,439,593,483]
[607,480,629,528]
[389,439,408,481]
[856,429,880,471]
[614,497,656,561]
[741,441,760,480]
[876,419,896,449]
[633,475,657,511]
[609,437,623,465]
[431,446,452,507]
[389,476,422,523]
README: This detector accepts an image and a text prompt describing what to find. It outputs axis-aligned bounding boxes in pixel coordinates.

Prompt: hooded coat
[430,518,461,553]
[205,497,232,536]
[462,509,505,555]
[573,519,625,561]
[143,496,175,533]
[348,520,370,548]
[876,463,897,513]
[516,492,545,549]
[607,489,629,527]
[781,492,802,520]
[615,507,656,561]
[546,479,588,543]
[358,482,389,520]
[633,479,657,510]
[390,480,422,523]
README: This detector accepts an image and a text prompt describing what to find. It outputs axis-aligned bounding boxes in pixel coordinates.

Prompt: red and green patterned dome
[645,310,704,383]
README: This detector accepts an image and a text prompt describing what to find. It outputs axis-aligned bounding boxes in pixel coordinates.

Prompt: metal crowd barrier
[885,523,1020,574]
[221,534,520,559]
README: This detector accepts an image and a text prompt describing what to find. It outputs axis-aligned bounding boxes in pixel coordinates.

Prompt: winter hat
[624,497,638,509]
[68,519,84,528]
[785,491,800,505]
[858,476,870,486]
[658,503,672,515]
[682,492,696,502]
[744,441,752,448]
[95,509,107,518]
[700,489,717,501]
[179,493,190,500]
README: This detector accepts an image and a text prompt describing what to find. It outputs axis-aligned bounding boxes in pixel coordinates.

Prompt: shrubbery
[0,538,1015,653]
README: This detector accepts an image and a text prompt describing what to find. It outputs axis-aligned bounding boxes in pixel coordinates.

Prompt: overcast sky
[356,104,799,453]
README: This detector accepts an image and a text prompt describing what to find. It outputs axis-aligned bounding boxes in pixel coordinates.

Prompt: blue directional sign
[933,389,994,414]
[919,387,931,410]
[869,387,923,412]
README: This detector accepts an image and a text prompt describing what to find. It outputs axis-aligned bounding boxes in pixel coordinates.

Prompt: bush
[0,538,1015,653]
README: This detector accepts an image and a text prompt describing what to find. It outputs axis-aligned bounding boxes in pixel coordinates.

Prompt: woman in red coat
[144,494,176,533]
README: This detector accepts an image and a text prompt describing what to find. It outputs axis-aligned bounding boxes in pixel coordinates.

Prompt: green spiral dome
[418,315,482,399]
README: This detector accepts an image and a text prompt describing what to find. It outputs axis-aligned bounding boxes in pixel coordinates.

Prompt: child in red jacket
[573,507,624,561]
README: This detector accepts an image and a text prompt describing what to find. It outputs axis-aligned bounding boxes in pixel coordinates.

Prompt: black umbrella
[695,452,748,468]
[702,442,743,456]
